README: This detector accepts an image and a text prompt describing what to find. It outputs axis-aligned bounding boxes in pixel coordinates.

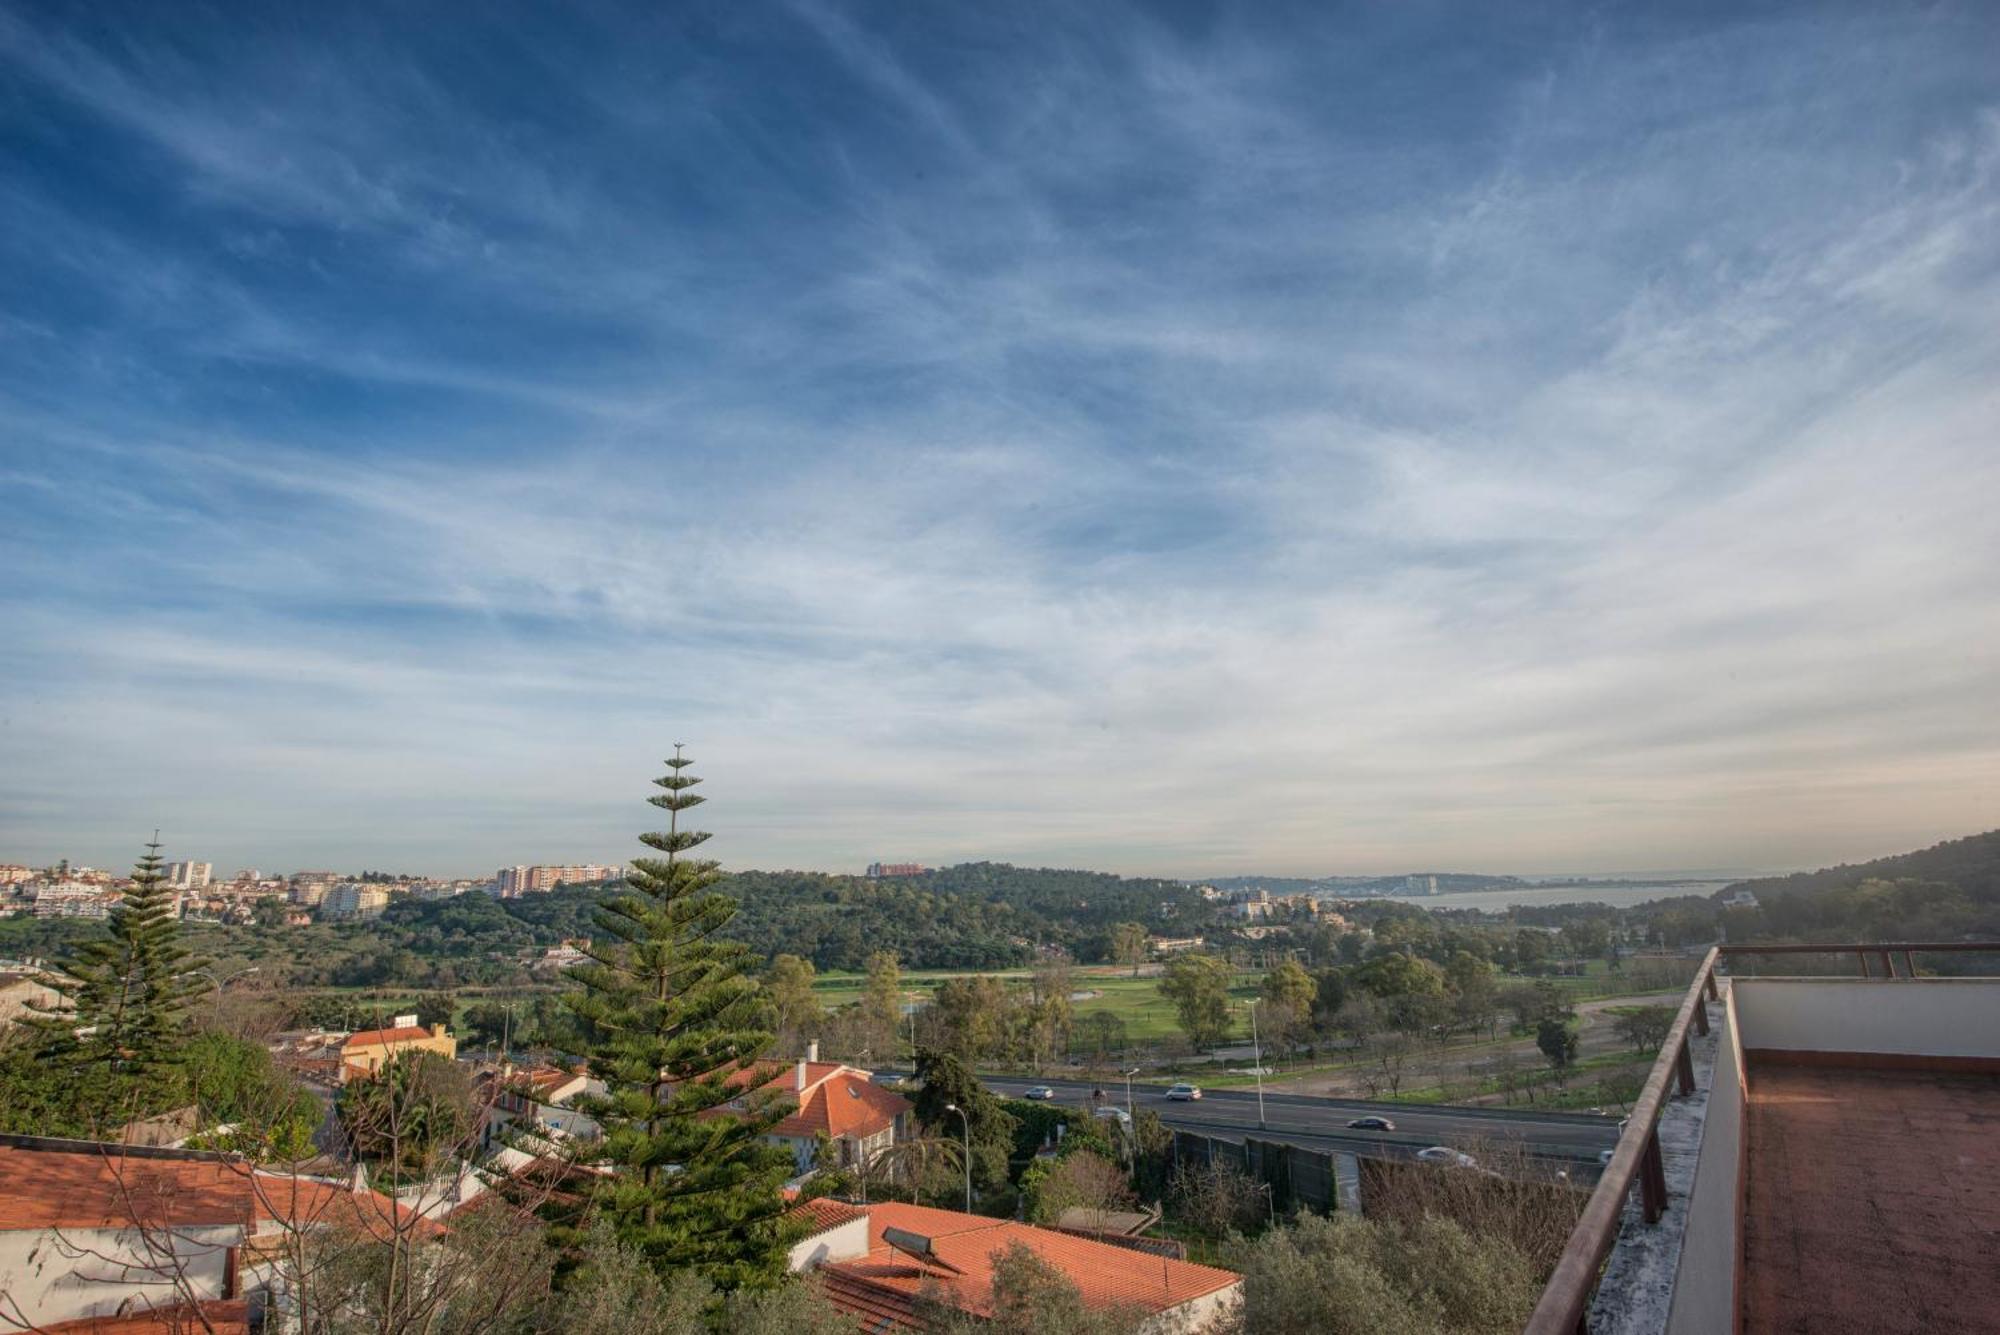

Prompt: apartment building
[321,883,388,919]
[492,864,621,898]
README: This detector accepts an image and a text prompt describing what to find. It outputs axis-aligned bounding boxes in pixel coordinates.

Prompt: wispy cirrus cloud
[2,1,1997,878]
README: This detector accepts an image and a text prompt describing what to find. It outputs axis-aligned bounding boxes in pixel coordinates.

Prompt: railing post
[1904,950,1917,977]
[1858,950,1871,978]
[1640,1129,1668,1223]
[1693,994,1710,1036]
[1704,970,1719,1000]
[1880,950,1896,978]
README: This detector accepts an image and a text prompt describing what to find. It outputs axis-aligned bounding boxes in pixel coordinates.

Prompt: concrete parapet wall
[1733,977,2000,1061]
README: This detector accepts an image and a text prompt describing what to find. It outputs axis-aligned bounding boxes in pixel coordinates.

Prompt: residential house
[478,1063,605,1151]
[720,1045,912,1175]
[338,1017,457,1084]
[0,1135,440,1332]
[787,1198,1241,1331]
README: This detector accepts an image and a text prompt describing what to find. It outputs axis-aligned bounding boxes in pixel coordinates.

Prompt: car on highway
[1023,1085,1057,1100]
[1416,1146,1478,1168]
[1092,1106,1132,1128]
[1165,1083,1202,1101]
[1345,1116,1396,1131]
[1599,1148,1616,1167]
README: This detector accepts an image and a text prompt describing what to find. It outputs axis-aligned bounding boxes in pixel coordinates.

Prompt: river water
[1384,881,1728,914]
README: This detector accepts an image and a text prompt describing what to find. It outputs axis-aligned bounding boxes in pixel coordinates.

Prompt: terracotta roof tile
[0,1140,443,1241]
[772,1072,910,1141]
[39,1300,251,1333]
[816,1201,1238,1329]
[341,1025,436,1049]
[790,1197,869,1232]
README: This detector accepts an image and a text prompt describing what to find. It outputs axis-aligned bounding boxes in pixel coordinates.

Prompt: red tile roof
[39,1300,251,1333]
[726,1059,849,1092]
[0,1141,443,1241]
[342,1025,437,1050]
[815,1201,1238,1329]
[790,1197,869,1233]
[774,1071,910,1141]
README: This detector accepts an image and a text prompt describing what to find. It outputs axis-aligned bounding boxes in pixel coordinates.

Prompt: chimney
[797,1057,808,1092]
[807,1040,820,1064]
[431,1023,447,1039]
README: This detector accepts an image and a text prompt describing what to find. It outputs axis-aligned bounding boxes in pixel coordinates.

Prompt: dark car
[1346,1116,1396,1131]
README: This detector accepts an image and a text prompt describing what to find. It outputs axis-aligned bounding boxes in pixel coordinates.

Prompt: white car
[1092,1106,1132,1127]
[1023,1086,1057,1101]
[1165,1083,1203,1101]
[1417,1146,1478,1168]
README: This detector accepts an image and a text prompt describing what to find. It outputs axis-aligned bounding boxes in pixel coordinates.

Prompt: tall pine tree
[36,834,206,1082]
[565,748,796,1289]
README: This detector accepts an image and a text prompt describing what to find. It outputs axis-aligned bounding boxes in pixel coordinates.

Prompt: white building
[166,861,213,888]
[0,1137,440,1332]
[321,883,388,919]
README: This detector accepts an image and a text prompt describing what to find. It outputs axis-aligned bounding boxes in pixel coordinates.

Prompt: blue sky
[3,1,1997,878]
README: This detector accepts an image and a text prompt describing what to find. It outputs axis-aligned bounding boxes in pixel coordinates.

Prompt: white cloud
[3,4,1998,878]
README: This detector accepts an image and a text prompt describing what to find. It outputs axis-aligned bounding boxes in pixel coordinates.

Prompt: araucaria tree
[566,749,797,1288]
[37,834,206,1081]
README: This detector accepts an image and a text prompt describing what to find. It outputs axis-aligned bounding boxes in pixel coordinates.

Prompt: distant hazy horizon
[5,3,1997,877]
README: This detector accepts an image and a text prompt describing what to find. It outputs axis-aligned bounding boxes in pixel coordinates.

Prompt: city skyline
[4,2,1998,877]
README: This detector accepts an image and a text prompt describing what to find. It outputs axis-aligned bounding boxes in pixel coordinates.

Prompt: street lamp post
[1122,1067,1139,1122]
[1248,998,1267,1130]
[942,1103,973,1212]
[190,966,260,1024]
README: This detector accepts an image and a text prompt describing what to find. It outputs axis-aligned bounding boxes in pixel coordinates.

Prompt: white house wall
[0,1223,238,1329]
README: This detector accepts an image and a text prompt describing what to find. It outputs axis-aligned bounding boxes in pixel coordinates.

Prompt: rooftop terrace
[1526,943,2000,1335]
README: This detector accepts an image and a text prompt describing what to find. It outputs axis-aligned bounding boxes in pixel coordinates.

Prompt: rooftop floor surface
[1740,1062,2000,1334]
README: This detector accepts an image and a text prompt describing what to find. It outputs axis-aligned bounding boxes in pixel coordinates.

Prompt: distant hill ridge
[1721,829,2000,903]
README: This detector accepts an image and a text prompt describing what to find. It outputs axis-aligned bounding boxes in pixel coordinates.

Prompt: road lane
[886,1072,1619,1169]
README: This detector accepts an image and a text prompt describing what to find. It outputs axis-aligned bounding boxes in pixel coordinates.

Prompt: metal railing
[1523,941,2000,1335]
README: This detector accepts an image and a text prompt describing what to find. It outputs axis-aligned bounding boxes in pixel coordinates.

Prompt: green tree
[460,1000,514,1051]
[1158,953,1234,1051]
[766,954,824,1056]
[1535,1016,1580,1072]
[1020,1148,1133,1227]
[1261,960,1318,1050]
[1028,952,1074,1070]
[1355,952,1446,1001]
[1445,951,1498,1035]
[910,1046,1017,1197]
[860,950,904,1061]
[1109,922,1148,977]
[565,749,797,1289]
[338,1049,473,1178]
[1233,1211,1542,1334]
[412,991,456,1029]
[930,975,1016,1063]
[1613,1004,1675,1053]
[35,835,206,1084]
[1075,1010,1127,1064]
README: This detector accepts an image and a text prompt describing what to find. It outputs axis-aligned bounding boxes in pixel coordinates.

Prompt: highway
[886,1072,1620,1176]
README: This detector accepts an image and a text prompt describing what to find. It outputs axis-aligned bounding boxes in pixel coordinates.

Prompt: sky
[2,1,1997,881]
